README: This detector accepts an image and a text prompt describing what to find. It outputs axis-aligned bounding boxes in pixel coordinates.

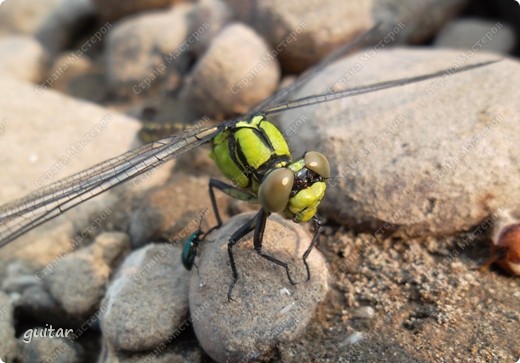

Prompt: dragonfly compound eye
[304,151,330,178]
[258,168,295,213]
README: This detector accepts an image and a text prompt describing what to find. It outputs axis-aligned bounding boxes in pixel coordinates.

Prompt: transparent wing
[0,25,387,247]
[0,47,500,246]
[261,59,500,117]
[249,22,384,116]
[0,124,222,247]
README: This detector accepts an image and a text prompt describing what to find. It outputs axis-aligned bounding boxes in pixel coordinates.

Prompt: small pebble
[345,331,363,345]
[351,306,375,320]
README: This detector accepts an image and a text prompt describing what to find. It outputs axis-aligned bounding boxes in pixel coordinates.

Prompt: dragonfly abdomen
[210,115,292,194]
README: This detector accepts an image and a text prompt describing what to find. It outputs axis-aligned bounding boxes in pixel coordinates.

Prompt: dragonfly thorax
[210,115,293,193]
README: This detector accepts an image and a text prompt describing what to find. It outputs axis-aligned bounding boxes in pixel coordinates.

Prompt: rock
[0,0,61,37]
[351,306,375,319]
[101,244,191,352]
[64,70,108,103]
[46,51,94,89]
[0,76,140,205]
[0,36,48,83]
[180,22,280,119]
[187,0,233,57]
[101,341,203,363]
[278,48,519,237]
[0,221,76,277]
[128,173,226,247]
[223,0,468,72]
[92,0,185,21]
[36,0,98,57]
[105,4,194,96]
[0,74,140,278]
[15,285,73,326]
[434,18,515,54]
[19,334,83,363]
[190,212,329,362]
[45,232,130,316]
[2,260,41,293]
[225,0,373,73]
[46,51,107,102]
[0,260,41,302]
[0,292,19,362]
[371,0,470,44]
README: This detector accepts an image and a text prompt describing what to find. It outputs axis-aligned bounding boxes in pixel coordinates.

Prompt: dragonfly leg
[208,178,226,228]
[253,208,297,286]
[227,211,259,301]
[208,178,257,235]
[302,215,322,281]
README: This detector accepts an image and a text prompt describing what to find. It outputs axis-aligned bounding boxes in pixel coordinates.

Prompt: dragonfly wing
[0,125,221,247]
[261,59,500,117]
[248,22,383,116]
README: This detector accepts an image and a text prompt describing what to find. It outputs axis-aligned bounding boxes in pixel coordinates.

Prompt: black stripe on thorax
[232,122,275,170]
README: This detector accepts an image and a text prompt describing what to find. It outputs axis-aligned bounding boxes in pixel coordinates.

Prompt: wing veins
[0,125,221,245]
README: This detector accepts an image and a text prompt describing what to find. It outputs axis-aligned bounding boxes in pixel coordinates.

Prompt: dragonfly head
[258,151,329,223]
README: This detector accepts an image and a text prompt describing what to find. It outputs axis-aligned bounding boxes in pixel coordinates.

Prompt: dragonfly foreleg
[301,215,322,281]
[253,208,297,287]
[227,210,259,301]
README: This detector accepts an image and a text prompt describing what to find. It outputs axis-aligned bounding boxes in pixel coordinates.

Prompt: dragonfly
[0,23,499,300]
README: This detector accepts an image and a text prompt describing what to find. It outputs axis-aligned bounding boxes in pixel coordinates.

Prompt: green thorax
[210,115,291,193]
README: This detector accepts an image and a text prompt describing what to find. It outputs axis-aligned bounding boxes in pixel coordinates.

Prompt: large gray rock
[190,213,329,362]
[0,75,140,207]
[278,48,518,237]
[180,22,280,119]
[0,74,140,274]
[101,244,191,352]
